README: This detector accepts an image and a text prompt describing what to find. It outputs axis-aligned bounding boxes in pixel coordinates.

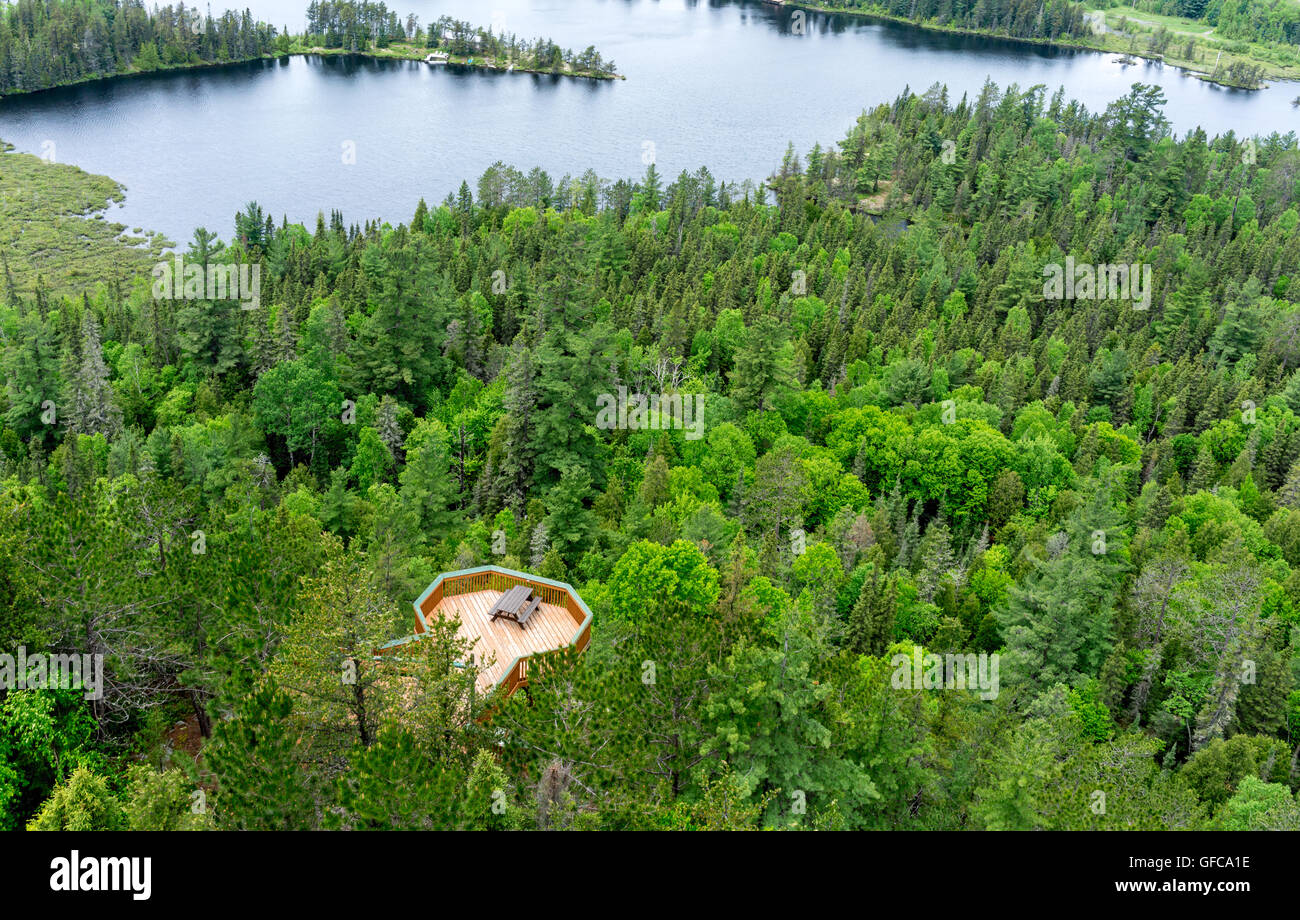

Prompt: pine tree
[639,452,670,508]
[204,683,327,830]
[26,765,125,830]
[731,315,793,412]
[545,465,598,565]
[62,311,121,439]
[355,238,447,405]
[639,162,662,212]
[399,423,458,535]
[529,520,550,569]
[269,538,406,755]
[1184,566,1264,751]
[375,395,404,458]
[1278,458,1300,508]
[1128,554,1190,725]
[915,518,957,603]
[1236,640,1293,737]
[3,310,60,442]
[273,301,297,364]
[497,342,538,511]
[350,426,391,492]
[996,480,1127,693]
[847,566,896,657]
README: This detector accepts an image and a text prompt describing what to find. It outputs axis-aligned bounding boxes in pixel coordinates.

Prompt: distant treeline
[0,0,281,96]
[815,0,1090,41]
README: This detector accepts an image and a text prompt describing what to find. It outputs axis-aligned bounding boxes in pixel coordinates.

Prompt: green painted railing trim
[372,633,470,672]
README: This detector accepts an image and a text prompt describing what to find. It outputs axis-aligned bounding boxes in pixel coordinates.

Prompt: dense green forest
[0,0,280,95]
[4,77,1300,831]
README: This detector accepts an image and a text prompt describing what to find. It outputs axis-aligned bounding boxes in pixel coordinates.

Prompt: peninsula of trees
[303,3,620,78]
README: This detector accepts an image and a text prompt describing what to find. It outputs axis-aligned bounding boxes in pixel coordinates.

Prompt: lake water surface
[1,0,1297,243]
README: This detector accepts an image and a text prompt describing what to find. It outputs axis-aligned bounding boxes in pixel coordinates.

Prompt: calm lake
[1,0,1297,243]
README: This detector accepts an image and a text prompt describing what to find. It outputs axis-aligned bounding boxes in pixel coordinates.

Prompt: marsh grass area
[0,143,169,301]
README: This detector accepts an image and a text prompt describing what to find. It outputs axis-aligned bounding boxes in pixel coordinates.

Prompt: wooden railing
[502,657,528,696]
[439,569,576,621]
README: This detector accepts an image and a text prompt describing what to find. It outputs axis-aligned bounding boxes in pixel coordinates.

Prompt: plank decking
[433,588,582,692]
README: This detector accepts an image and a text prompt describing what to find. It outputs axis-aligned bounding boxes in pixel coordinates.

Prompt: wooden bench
[489,585,532,623]
[515,594,542,627]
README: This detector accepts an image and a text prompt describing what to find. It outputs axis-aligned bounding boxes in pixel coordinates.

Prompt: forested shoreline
[811,0,1092,40]
[0,0,617,97]
[2,76,1299,830]
[0,0,280,95]
[795,0,1298,86]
